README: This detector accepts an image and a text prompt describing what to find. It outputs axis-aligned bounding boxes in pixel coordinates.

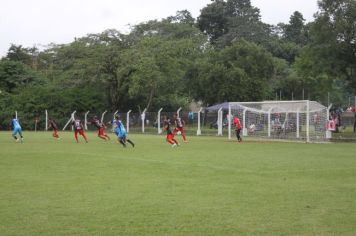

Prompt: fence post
[113,110,118,119]
[218,107,223,136]
[141,108,147,133]
[84,111,90,130]
[306,100,310,143]
[326,104,333,139]
[268,108,273,137]
[228,103,232,139]
[63,111,76,131]
[176,107,182,117]
[126,110,132,133]
[45,110,48,131]
[197,107,203,136]
[101,110,107,123]
[242,108,248,136]
[296,109,300,138]
[197,108,203,136]
[158,108,163,134]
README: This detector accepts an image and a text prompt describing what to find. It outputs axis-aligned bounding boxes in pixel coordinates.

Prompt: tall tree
[190,40,275,105]
[283,11,308,45]
[198,0,271,47]
[197,0,228,42]
[295,0,356,99]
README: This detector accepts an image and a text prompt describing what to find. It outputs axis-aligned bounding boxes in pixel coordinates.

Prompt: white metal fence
[6,100,335,142]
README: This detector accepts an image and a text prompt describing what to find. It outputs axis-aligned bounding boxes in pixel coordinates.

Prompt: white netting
[228,101,328,142]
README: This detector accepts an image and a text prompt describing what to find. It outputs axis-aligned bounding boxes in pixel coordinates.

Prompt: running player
[90,116,110,141]
[48,117,60,139]
[163,116,179,147]
[173,113,187,142]
[233,114,242,142]
[11,115,23,142]
[72,117,88,143]
[113,115,134,148]
[108,114,119,132]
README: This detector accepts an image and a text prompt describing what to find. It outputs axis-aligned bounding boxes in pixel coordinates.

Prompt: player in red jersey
[48,118,60,139]
[173,113,187,142]
[163,116,179,147]
[233,114,242,142]
[89,116,110,141]
[72,117,88,143]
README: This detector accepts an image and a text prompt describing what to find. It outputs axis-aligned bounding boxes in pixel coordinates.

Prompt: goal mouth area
[208,100,329,143]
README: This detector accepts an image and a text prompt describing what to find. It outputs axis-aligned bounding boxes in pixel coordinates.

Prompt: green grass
[0,131,355,235]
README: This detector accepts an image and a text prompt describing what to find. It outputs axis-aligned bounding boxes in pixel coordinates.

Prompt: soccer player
[233,114,242,142]
[90,116,110,141]
[72,117,88,143]
[48,117,60,139]
[163,116,179,147]
[11,115,23,142]
[113,115,134,148]
[173,113,187,142]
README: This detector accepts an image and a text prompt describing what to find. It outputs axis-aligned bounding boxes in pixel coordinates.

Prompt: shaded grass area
[0,131,355,235]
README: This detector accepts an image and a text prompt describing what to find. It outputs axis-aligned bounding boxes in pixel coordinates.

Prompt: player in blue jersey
[11,115,24,142]
[113,115,134,148]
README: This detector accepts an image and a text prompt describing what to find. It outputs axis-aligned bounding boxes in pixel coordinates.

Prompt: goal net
[228,100,328,142]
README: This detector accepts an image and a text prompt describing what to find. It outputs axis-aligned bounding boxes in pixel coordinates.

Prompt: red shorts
[167,134,174,140]
[98,127,106,136]
[75,129,84,135]
[174,127,184,133]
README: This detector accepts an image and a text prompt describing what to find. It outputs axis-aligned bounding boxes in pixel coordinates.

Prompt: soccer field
[0,132,355,235]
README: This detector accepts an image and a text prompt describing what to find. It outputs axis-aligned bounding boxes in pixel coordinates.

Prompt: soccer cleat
[15,139,20,143]
[21,138,24,143]
[171,143,177,148]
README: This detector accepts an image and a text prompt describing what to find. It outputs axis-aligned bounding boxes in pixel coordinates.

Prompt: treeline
[0,0,355,129]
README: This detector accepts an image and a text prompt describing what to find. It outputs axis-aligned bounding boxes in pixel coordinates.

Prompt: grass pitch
[0,131,355,235]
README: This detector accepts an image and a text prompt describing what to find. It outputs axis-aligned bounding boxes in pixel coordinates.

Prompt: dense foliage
[0,0,355,129]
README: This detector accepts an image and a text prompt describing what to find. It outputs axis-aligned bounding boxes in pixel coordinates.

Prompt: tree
[295,0,356,100]
[283,11,308,45]
[190,40,275,105]
[197,0,228,42]
[6,44,39,69]
[0,60,44,92]
[197,0,271,48]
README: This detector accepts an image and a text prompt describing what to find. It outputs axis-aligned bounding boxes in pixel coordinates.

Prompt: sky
[0,0,319,56]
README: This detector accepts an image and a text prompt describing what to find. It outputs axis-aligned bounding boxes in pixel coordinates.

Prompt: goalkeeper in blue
[114,115,134,148]
[11,115,24,142]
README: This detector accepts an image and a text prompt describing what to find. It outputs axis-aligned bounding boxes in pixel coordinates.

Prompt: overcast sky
[0,0,319,56]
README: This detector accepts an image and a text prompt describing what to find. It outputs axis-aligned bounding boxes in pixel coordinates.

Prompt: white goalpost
[226,100,328,142]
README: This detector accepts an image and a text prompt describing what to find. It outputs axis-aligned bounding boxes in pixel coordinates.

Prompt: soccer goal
[225,100,329,142]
